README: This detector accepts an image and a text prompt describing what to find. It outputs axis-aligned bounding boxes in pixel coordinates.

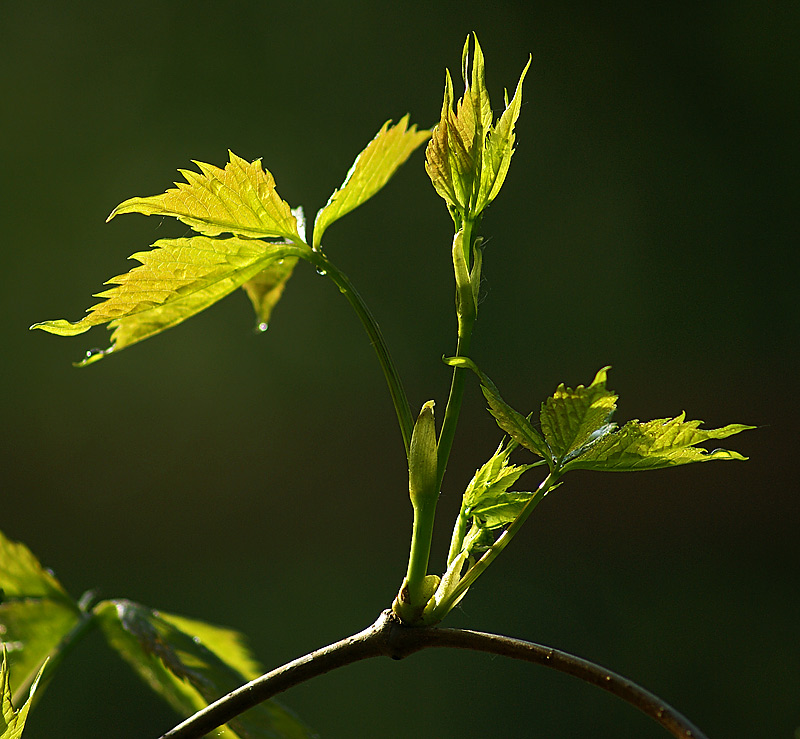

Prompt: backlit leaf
[243,257,299,331]
[95,600,313,739]
[1,652,46,739]
[426,34,530,221]
[31,237,303,363]
[313,116,430,248]
[562,414,754,472]
[539,367,618,464]
[0,531,80,702]
[108,152,302,242]
[462,441,536,528]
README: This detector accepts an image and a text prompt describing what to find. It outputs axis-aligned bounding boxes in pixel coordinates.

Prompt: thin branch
[158,610,707,739]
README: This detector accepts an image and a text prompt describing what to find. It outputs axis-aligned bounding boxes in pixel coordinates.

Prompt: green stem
[436,219,477,488]
[404,495,437,598]
[427,471,560,623]
[308,250,414,457]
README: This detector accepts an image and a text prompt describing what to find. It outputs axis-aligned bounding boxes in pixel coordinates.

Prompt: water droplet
[277,259,285,265]
[75,347,110,367]
[256,322,269,333]
[315,266,328,276]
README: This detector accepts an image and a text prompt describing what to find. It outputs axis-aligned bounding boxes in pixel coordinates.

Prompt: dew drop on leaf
[256,322,269,333]
[315,266,328,276]
[75,347,112,367]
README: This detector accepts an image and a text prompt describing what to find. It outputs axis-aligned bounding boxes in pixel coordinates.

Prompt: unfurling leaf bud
[408,401,438,506]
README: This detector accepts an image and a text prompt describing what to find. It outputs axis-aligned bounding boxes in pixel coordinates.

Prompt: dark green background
[3,2,797,737]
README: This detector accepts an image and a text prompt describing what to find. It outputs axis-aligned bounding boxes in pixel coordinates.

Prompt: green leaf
[408,401,438,507]
[462,442,537,529]
[562,414,754,472]
[242,257,299,331]
[443,356,551,461]
[425,34,530,220]
[539,367,618,464]
[31,237,303,363]
[313,116,430,248]
[95,599,313,739]
[0,531,80,702]
[1,652,46,739]
[108,152,302,242]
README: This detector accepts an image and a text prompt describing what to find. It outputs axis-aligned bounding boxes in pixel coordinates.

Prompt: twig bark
[158,610,707,739]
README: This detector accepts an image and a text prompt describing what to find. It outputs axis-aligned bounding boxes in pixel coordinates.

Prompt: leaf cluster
[31,119,429,364]
[447,357,753,474]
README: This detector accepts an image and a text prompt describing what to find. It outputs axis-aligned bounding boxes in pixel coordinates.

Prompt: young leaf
[313,116,430,248]
[539,367,618,464]
[31,237,303,363]
[462,442,537,528]
[561,414,754,473]
[425,34,530,221]
[243,257,299,331]
[0,531,80,702]
[108,152,302,242]
[95,599,313,739]
[1,652,46,739]
[408,401,438,507]
[443,356,551,461]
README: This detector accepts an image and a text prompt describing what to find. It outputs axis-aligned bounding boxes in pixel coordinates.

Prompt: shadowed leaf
[0,531,80,703]
[443,356,551,460]
[243,257,299,330]
[313,116,430,248]
[95,600,313,739]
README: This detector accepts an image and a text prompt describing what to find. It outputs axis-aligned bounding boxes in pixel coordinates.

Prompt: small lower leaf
[0,530,81,702]
[1,651,46,739]
[243,257,299,331]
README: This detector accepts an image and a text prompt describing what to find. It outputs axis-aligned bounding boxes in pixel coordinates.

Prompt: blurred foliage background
[2,1,797,737]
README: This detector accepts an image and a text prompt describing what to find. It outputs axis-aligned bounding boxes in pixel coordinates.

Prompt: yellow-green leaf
[0,531,80,702]
[313,116,430,248]
[242,258,299,331]
[31,237,302,363]
[426,34,530,221]
[539,367,618,463]
[562,414,754,472]
[1,652,46,739]
[108,151,301,242]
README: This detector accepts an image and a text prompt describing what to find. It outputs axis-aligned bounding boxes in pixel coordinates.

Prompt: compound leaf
[0,531,80,703]
[562,414,754,472]
[539,367,618,464]
[95,600,313,739]
[31,237,301,364]
[313,116,430,248]
[108,152,301,242]
[1,652,46,739]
